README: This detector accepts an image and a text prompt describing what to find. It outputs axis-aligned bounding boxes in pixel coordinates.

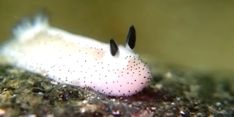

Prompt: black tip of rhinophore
[126,25,136,49]
[110,39,119,56]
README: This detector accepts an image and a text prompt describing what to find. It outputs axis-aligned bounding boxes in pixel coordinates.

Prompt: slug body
[0,14,152,96]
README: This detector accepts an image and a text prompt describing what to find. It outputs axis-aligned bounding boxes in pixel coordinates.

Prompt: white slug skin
[1,15,152,96]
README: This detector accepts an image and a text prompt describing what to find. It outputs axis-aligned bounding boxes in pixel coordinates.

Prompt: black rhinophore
[110,39,119,56]
[126,25,136,49]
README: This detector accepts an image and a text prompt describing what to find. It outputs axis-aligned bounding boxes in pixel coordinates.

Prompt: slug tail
[12,12,49,42]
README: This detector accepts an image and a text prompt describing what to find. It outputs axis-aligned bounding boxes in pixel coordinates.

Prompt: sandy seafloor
[0,64,233,117]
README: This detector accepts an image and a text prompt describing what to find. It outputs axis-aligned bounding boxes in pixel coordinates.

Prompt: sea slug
[0,13,152,96]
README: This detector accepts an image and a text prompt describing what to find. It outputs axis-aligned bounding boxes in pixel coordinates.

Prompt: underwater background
[0,0,234,73]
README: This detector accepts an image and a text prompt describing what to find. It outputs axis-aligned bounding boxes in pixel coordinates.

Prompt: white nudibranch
[0,14,152,96]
